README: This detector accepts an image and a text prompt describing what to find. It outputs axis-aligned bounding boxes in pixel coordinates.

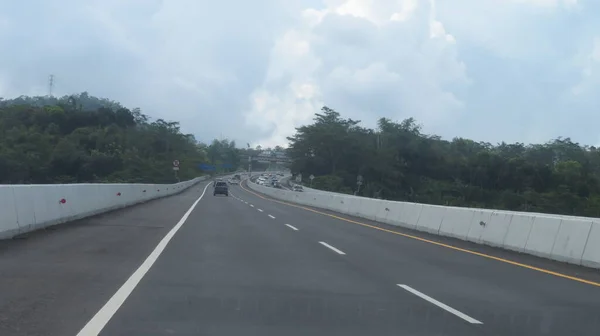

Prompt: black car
[213,181,229,196]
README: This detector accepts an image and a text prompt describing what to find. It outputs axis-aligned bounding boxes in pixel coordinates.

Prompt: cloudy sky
[1,0,599,148]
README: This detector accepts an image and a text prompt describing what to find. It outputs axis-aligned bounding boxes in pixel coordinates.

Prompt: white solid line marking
[76,182,211,336]
[396,285,483,324]
[250,204,254,207]
[285,224,298,231]
[268,214,275,219]
[257,209,263,212]
[319,241,346,255]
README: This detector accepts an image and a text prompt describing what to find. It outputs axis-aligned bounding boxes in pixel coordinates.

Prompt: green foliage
[202,139,241,173]
[288,106,600,217]
[312,175,353,194]
[0,93,241,184]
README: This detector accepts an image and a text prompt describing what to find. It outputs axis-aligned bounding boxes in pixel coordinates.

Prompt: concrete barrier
[0,176,209,239]
[247,180,600,269]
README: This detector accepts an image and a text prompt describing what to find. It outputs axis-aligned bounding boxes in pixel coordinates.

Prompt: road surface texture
[1,179,599,335]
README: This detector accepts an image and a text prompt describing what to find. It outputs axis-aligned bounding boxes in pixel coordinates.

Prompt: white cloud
[570,37,600,97]
[245,27,324,147]
[1,0,600,147]
[391,0,418,22]
[511,0,578,8]
[248,0,468,146]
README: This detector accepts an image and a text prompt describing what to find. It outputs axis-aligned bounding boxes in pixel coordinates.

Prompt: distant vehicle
[228,179,239,185]
[273,181,282,188]
[234,174,241,180]
[293,185,303,192]
[213,181,229,196]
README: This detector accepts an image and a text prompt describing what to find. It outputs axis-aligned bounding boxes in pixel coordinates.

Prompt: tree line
[0,93,241,184]
[287,106,600,217]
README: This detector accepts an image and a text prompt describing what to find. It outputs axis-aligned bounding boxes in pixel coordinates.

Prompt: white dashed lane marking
[396,284,483,324]
[319,241,346,255]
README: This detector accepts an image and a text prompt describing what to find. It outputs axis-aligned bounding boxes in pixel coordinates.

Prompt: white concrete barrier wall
[247,180,600,269]
[0,176,208,239]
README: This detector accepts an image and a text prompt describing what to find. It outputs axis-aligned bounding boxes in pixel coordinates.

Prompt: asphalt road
[1,179,600,335]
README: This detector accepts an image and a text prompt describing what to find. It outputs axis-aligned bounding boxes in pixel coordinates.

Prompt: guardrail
[0,176,209,239]
[247,180,600,269]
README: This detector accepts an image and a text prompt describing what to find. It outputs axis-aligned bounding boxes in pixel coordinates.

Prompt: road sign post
[173,160,180,182]
[309,174,315,187]
[355,175,363,195]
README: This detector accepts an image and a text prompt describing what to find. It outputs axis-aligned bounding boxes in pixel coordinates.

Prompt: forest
[0,92,241,184]
[287,107,600,217]
[5,92,597,218]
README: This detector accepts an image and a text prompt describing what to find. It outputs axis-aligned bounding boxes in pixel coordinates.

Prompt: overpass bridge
[240,150,291,164]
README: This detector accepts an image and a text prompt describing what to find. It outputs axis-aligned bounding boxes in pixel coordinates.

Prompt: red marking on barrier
[59,198,66,204]
[117,192,121,196]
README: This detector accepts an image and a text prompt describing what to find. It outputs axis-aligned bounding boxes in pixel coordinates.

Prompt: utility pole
[48,75,55,97]
[355,175,363,196]
[248,155,252,177]
[247,143,252,177]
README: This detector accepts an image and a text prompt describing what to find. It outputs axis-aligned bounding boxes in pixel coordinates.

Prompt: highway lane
[95,181,482,335]
[3,175,599,335]
[233,181,600,336]
[0,181,210,336]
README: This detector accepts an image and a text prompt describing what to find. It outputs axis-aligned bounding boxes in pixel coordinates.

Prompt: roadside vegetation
[287,106,600,217]
[0,93,241,184]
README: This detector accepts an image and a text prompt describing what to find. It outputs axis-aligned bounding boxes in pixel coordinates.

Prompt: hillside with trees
[0,93,240,184]
[287,106,600,218]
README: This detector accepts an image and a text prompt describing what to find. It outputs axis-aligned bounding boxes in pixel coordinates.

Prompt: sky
[1,0,599,148]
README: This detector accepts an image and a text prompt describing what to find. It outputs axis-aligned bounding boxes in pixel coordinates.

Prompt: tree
[0,93,243,184]
[286,105,600,217]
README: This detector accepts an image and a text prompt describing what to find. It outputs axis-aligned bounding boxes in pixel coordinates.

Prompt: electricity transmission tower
[48,75,54,97]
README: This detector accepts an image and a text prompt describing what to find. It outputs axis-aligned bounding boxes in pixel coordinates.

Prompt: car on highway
[228,179,239,185]
[213,181,229,196]
[293,185,303,192]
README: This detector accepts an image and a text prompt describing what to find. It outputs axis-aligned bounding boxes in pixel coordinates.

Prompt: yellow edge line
[240,180,600,288]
